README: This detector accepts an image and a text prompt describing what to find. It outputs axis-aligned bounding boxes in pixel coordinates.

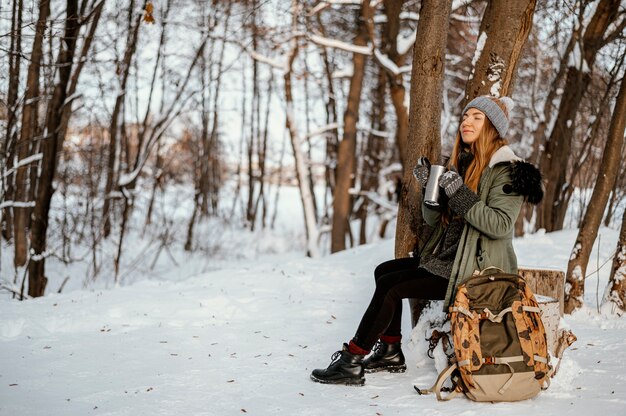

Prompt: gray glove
[439,170,463,197]
[412,157,430,187]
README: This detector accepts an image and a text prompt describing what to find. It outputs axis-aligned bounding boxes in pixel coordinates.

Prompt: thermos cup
[423,165,446,207]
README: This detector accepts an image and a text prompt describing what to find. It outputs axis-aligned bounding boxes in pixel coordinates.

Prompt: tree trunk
[382,0,409,168]
[284,0,319,257]
[564,69,626,314]
[247,0,260,229]
[2,0,23,242]
[331,3,372,253]
[28,0,80,297]
[395,0,451,259]
[358,67,387,245]
[528,19,581,166]
[537,0,621,232]
[314,13,339,224]
[463,0,536,101]
[102,0,146,238]
[603,205,626,314]
[13,0,50,267]
[395,0,452,325]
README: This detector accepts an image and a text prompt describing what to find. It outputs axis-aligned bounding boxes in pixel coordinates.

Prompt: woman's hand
[439,170,463,197]
[413,157,430,187]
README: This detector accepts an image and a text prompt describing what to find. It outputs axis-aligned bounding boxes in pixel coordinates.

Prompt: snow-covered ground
[1,226,625,415]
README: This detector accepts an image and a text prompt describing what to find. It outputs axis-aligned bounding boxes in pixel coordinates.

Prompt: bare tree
[1,0,23,242]
[565,63,626,313]
[538,0,623,232]
[28,0,83,297]
[463,0,537,101]
[13,0,50,267]
[330,3,372,253]
[102,0,147,238]
[283,0,319,257]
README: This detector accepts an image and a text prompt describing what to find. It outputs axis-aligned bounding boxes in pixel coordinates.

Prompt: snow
[0,201,36,209]
[2,225,626,414]
[397,30,417,55]
[466,31,487,91]
[568,41,591,73]
[309,34,372,56]
[331,64,354,79]
[3,153,43,178]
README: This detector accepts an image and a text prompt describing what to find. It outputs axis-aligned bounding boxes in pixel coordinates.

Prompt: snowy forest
[1,0,626,414]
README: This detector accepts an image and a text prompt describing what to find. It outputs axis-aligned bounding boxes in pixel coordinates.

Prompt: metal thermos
[424,165,446,207]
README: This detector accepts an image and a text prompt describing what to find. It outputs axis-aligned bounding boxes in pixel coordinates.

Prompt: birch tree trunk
[284,1,319,257]
[537,0,621,232]
[330,3,372,253]
[463,0,537,101]
[28,0,81,297]
[565,67,626,313]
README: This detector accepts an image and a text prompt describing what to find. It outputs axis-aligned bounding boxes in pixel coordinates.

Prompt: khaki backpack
[417,267,551,402]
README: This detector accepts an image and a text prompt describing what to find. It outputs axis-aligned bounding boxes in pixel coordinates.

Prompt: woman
[310,95,543,386]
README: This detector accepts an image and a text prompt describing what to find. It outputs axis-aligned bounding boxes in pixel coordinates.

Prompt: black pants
[352,258,448,351]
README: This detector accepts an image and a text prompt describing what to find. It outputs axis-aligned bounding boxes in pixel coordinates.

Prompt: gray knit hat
[462,95,515,138]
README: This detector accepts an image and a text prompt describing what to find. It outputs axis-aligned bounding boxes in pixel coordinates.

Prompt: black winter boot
[310,344,365,386]
[363,340,406,373]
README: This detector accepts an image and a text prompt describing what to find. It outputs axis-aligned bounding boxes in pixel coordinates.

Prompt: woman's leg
[352,269,447,352]
[372,257,419,338]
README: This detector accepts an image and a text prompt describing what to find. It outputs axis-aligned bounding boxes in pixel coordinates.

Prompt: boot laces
[329,350,342,365]
[372,340,384,355]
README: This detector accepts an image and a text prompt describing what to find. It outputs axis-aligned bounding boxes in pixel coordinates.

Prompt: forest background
[1,0,626,318]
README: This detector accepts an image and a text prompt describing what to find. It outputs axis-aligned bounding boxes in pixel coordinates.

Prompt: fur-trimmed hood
[490,145,543,205]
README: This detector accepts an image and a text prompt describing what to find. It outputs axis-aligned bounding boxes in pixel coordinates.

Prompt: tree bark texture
[331,4,372,253]
[13,0,50,267]
[564,70,626,313]
[2,0,23,241]
[463,0,537,101]
[537,0,621,232]
[519,267,565,316]
[28,0,80,297]
[394,0,451,260]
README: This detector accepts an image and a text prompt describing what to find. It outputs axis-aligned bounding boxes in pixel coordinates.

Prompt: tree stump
[519,267,565,316]
[535,295,560,355]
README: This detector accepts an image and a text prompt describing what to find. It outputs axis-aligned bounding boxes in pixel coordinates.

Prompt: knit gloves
[439,170,463,197]
[440,170,481,217]
[412,157,430,187]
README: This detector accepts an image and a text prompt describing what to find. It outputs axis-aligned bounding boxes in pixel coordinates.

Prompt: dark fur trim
[509,161,543,204]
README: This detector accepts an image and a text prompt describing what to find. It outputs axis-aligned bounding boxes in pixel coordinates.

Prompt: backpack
[417,267,551,402]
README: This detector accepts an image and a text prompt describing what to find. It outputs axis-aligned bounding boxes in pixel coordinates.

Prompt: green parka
[419,146,543,310]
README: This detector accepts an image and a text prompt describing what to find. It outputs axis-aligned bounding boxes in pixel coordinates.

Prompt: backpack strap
[478,266,507,275]
[415,363,462,401]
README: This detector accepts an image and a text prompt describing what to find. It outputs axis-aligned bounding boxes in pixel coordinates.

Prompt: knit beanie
[462,95,515,138]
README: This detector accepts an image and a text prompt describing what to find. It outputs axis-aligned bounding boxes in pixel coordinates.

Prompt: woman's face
[460,108,485,144]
